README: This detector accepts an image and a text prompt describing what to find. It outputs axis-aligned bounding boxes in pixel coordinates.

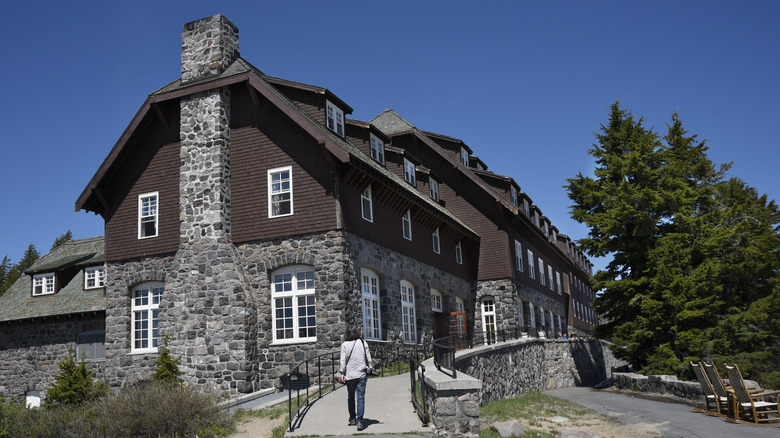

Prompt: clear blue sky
[2,1,778,274]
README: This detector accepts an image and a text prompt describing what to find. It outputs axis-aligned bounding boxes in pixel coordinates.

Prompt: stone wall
[475,279,566,338]
[0,316,105,402]
[612,372,703,400]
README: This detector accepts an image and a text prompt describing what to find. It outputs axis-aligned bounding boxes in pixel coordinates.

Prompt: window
[26,391,42,409]
[523,199,530,218]
[557,313,563,333]
[431,289,443,312]
[544,221,549,237]
[131,282,163,353]
[268,166,293,217]
[538,258,545,285]
[510,186,518,207]
[138,192,158,239]
[432,228,440,254]
[370,133,385,164]
[361,185,373,222]
[517,298,524,329]
[77,330,105,361]
[32,273,54,296]
[429,178,439,202]
[402,209,412,240]
[272,265,316,344]
[403,158,416,186]
[401,281,417,343]
[456,296,465,313]
[455,241,463,264]
[460,146,469,167]
[529,303,536,328]
[548,265,554,291]
[481,297,497,341]
[326,100,344,137]
[552,230,557,243]
[528,250,535,279]
[514,240,523,272]
[556,271,562,295]
[361,269,381,340]
[84,266,105,289]
[534,211,540,228]
[540,307,546,328]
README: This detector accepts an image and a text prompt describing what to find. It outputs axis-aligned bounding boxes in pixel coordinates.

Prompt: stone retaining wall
[612,372,703,400]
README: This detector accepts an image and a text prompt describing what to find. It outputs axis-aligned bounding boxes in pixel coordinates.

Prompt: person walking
[339,326,373,431]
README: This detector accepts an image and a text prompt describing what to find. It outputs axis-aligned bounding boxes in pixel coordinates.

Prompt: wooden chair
[691,362,725,415]
[726,364,780,424]
[703,362,733,416]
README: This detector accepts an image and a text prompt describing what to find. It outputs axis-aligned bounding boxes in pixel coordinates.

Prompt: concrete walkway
[544,387,779,438]
[285,373,431,436]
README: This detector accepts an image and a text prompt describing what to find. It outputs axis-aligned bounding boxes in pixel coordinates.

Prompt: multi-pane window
[552,230,557,243]
[402,210,412,240]
[268,166,293,217]
[517,299,524,329]
[272,265,316,344]
[540,307,546,328]
[431,289,443,312]
[544,221,549,237]
[460,146,469,167]
[456,297,465,313]
[361,185,373,222]
[523,199,530,218]
[403,158,416,186]
[534,211,540,228]
[84,266,105,289]
[528,250,535,279]
[138,192,158,239]
[369,133,385,164]
[514,240,523,272]
[77,330,105,361]
[132,282,163,352]
[455,241,463,264]
[538,258,546,285]
[361,268,381,340]
[326,100,344,137]
[401,280,417,343]
[556,271,562,295]
[429,178,439,202]
[432,228,440,254]
[548,265,554,291]
[510,186,518,207]
[481,298,496,341]
[32,273,55,296]
[529,303,536,328]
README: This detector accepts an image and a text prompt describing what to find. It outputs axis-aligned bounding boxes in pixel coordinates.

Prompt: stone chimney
[181,14,239,83]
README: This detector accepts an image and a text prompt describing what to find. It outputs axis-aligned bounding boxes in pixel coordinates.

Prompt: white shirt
[339,339,373,380]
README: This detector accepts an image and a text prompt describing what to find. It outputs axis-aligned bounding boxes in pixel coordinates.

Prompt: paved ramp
[286,373,430,436]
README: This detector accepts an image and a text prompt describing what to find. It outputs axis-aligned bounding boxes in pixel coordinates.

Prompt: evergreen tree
[50,230,73,251]
[45,350,107,406]
[0,244,40,295]
[0,257,10,295]
[152,336,184,384]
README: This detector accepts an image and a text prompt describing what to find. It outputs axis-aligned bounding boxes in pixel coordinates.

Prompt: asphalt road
[544,387,779,438]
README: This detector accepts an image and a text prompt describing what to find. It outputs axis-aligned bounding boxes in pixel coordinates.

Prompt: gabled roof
[0,237,105,323]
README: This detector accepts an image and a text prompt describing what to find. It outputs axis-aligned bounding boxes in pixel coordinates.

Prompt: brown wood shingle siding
[103,103,181,262]
[230,85,338,243]
[271,83,326,126]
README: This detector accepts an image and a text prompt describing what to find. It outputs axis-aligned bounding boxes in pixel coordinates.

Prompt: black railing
[409,354,429,426]
[286,350,341,432]
[367,340,432,377]
[432,336,458,378]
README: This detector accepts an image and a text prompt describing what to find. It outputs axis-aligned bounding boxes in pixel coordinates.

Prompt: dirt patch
[485,413,664,438]
[230,413,287,438]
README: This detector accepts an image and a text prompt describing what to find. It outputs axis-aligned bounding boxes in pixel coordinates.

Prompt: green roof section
[0,237,105,323]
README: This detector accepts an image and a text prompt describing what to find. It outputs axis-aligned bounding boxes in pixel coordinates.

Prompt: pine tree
[152,336,184,384]
[50,230,73,252]
[0,256,10,296]
[45,350,107,406]
[0,244,40,295]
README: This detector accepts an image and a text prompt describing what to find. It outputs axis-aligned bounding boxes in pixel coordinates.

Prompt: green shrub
[45,350,107,407]
[0,398,23,438]
[152,335,184,384]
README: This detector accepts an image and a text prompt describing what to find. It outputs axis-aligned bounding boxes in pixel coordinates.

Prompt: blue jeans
[346,376,367,421]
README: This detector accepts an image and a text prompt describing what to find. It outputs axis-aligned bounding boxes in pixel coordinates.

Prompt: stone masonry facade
[475,278,566,338]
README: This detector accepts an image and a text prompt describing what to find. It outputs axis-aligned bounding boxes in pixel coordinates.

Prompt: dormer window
[534,211,540,228]
[370,133,385,165]
[84,266,105,289]
[510,186,518,207]
[552,230,557,243]
[429,178,439,202]
[326,100,344,137]
[33,273,55,296]
[403,158,416,186]
[460,146,468,167]
[523,199,530,218]
[544,221,549,237]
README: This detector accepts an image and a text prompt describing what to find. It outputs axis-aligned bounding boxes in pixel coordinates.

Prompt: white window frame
[84,266,105,289]
[517,298,524,329]
[429,178,439,202]
[26,391,42,409]
[511,186,518,207]
[361,268,381,340]
[481,297,496,340]
[369,133,385,164]
[548,265,554,291]
[514,240,523,272]
[138,192,159,239]
[32,273,55,296]
[403,158,416,186]
[326,100,344,137]
[401,280,417,344]
[268,166,293,218]
[538,258,546,285]
[455,241,463,264]
[402,209,412,241]
[361,185,373,222]
[460,146,469,167]
[432,227,440,254]
[456,296,465,313]
[431,289,443,312]
[272,265,317,344]
[528,250,535,279]
[131,281,163,353]
[556,271,562,295]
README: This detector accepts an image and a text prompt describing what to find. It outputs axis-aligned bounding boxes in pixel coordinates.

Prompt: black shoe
[356,422,364,431]
[348,419,357,426]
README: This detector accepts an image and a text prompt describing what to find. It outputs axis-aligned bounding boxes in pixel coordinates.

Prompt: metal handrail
[286,349,341,432]
[432,336,457,378]
[409,354,429,426]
